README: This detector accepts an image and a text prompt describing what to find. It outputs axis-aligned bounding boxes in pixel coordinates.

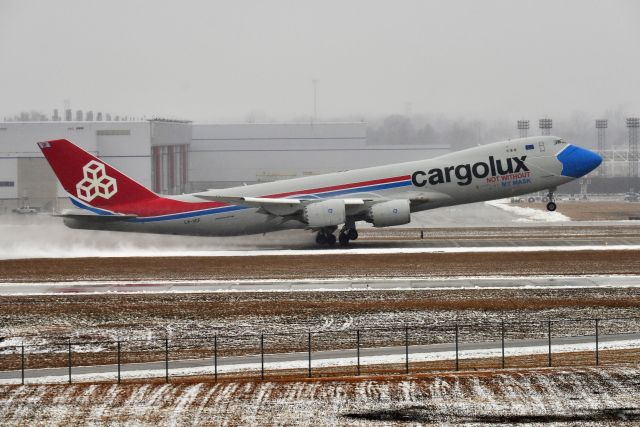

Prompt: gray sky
[0,0,638,122]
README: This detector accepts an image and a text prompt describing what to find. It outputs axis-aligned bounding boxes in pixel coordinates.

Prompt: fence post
[260,334,264,380]
[165,338,169,383]
[455,323,459,371]
[214,334,218,382]
[547,320,552,367]
[307,332,312,378]
[405,326,409,374]
[117,339,121,384]
[356,329,361,376]
[68,338,72,384]
[501,319,505,369]
[21,343,24,385]
[595,318,600,366]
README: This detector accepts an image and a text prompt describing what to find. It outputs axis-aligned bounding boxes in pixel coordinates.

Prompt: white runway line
[2,275,640,296]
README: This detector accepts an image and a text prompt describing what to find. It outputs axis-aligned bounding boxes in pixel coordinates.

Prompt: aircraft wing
[195,191,450,216]
[196,195,367,206]
[195,195,367,216]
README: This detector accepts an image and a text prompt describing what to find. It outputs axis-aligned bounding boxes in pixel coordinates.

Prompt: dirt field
[2,287,640,372]
[3,287,640,339]
[0,366,638,425]
[1,249,639,282]
[522,200,640,220]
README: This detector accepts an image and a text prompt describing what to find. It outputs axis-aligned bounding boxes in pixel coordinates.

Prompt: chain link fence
[1,316,639,384]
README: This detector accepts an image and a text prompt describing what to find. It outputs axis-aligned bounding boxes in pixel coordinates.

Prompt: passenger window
[539,141,546,152]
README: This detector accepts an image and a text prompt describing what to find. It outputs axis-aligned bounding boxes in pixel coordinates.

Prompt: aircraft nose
[557,145,603,178]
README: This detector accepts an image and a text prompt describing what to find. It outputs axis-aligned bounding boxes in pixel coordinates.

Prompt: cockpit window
[554,139,567,145]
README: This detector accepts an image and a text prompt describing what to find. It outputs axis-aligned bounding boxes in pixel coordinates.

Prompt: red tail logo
[76,160,118,202]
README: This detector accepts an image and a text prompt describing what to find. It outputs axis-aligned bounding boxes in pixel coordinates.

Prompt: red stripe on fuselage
[100,175,412,217]
[264,174,411,199]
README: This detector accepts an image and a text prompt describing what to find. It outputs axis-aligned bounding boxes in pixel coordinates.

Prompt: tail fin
[38,139,158,209]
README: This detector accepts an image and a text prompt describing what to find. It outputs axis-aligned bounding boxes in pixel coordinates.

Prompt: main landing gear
[315,224,359,246]
[338,227,358,246]
[315,228,336,245]
[337,219,358,246]
[546,189,557,212]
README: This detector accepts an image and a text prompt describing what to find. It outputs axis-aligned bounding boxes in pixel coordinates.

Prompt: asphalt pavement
[1,275,639,295]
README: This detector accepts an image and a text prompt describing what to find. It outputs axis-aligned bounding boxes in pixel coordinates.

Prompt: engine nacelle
[366,200,411,227]
[303,199,346,227]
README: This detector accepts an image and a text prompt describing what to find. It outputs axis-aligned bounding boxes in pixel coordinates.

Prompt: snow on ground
[486,199,571,222]
[0,366,638,425]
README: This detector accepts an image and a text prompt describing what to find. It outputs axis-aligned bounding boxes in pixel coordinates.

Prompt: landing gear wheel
[347,229,358,240]
[338,233,349,246]
[316,230,336,245]
[545,188,557,212]
[326,233,336,245]
[315,233,328,245]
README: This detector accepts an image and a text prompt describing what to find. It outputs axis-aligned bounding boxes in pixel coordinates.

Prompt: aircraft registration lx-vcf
[38,137,602,245]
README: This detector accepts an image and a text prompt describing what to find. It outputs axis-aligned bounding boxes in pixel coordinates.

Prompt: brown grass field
[1,249,639,282]
[2,287,640,372]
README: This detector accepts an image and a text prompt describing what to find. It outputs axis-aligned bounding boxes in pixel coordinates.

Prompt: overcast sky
[0,0,638,122]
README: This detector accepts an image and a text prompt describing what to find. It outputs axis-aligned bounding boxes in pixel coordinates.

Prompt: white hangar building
[0,120,449,212]
[189,123,450,190]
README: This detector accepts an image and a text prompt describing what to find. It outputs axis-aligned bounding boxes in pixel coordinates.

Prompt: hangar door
[17,158,57,211]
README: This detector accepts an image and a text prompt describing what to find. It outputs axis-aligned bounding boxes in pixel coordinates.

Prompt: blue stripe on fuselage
[70,197,115,215]
[71,179,413,223]
[313,180,412,198]
[133,204,247,222]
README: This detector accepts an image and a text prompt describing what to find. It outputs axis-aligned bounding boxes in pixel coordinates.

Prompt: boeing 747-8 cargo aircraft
[38,137,601,245]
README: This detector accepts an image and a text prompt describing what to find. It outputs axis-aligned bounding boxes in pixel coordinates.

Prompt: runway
[1,202,639,259]
[1,332,637,384]
[2,275,640,296]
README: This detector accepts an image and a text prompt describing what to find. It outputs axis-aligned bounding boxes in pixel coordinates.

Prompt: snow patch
[486,199,571,222]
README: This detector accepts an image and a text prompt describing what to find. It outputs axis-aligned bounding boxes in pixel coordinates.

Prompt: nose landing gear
[546,189,557,211]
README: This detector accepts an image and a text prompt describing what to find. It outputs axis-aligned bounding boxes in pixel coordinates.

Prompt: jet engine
[366,200,411,227]
[303,199,346,227]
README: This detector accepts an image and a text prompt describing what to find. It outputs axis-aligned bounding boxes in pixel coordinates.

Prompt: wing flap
[195,194,370,216]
